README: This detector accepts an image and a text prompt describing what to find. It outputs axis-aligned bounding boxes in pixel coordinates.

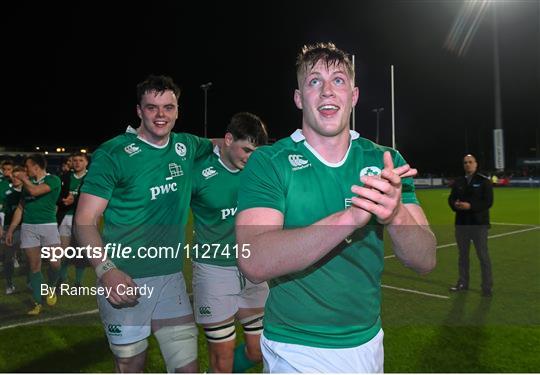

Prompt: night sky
[4,0,539,176]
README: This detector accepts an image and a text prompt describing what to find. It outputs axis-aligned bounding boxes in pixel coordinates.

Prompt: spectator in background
[448,154,493,297]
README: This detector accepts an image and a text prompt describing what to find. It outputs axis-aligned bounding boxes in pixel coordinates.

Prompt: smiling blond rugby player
[236,42,437,373]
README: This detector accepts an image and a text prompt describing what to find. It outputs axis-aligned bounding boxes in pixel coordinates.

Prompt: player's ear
[224,132,234,146]
[294,89,303,110]
[352,87,359,107]
[136,105,143,120]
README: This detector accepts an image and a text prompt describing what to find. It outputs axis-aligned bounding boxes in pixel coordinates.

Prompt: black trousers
[455,225,493,292]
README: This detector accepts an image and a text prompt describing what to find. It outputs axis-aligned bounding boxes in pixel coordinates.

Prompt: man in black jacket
[448,154,494,297]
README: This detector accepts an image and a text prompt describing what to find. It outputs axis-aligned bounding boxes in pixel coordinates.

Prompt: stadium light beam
[444,0,505,170]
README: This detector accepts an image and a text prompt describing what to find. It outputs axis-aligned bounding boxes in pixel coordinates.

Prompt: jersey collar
[290,129,360,142]
[32,173,50,184]
[289,129,360,168]
[73,170,87,179]
[214,145,240,174]
[125,125,170,149]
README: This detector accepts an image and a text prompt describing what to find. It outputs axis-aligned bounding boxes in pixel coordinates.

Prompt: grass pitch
[0,187,538,372]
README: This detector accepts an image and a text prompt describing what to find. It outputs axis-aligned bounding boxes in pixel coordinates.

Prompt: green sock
[75,266,85,284]
[48,266,60,289]
[233,343,257,373]
[29,271,43,304]
[59,261,69,283]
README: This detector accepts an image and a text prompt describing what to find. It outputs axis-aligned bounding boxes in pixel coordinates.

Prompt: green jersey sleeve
[392,150,419,205]
[237,148,286,213]
[80,148,118,200]
[191,135,213,160]
[44,174,61,192]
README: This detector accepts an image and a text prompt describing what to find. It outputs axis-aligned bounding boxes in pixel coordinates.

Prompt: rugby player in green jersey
[6,154,62,315]
[1,164,23,294]
[0,160,15,234]
[57,152,89,288]
[236,42,437,372]
[75,75,217,373]
[0,159,14,185]
[191,112,268,373]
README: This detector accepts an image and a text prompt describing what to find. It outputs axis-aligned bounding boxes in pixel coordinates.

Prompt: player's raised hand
[393,163,417,179]
[350,151,403,225]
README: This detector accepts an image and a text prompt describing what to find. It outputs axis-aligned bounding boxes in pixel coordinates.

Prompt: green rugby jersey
[81,126,213,278]
[22,174,61,224]
[237,129,419,349]
[191,147,241,266]
[0,179,11,214]
[65,171,86,215]
[2,185,22,226]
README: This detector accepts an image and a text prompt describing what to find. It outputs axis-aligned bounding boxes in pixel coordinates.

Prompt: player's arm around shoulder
[18,173,53,197]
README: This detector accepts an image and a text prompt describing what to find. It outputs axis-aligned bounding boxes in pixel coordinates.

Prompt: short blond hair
[296,42,354,87]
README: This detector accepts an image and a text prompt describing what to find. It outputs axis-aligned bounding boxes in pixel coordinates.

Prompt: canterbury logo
[107,324,122,334]
[199,306,211,315]
[202,167,217,178]
[288,154,309,168]
[124,143,141,156]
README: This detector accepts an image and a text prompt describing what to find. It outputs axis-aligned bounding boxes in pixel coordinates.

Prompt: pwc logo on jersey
[288,154,311,171]
[124,143,141,157]
[202,167,218,179]
[149,163,184,200]
[359,166,382,177]
[221,207,237,220]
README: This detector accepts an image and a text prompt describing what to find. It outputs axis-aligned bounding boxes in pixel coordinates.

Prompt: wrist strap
[95,259,117,279]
